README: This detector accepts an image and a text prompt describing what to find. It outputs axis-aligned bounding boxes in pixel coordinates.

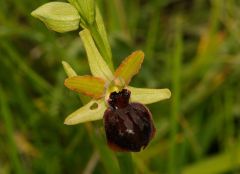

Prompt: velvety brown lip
[104,89,156,152]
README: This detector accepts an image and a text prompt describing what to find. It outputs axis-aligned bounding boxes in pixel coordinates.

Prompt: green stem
[117,153,135,174]
[85,6,114,71]
[169,17,183,174]
[88,22,114,71]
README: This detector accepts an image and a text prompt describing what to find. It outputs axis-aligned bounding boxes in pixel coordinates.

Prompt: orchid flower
[62,29,171,127]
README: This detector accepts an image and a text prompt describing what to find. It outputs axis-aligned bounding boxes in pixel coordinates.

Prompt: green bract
[31,2,80,33]
[67,0,95,26]
[63,29,171,125]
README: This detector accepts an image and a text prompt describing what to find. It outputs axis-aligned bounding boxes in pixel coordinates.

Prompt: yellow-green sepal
[115,50,144,85]
[127,86,171,104]
[64,75,106,99]
[31,2,80,33]
[64,99,106,125]
[80,29,114,81]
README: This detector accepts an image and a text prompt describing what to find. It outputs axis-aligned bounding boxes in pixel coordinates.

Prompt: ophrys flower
[63,29,171,152]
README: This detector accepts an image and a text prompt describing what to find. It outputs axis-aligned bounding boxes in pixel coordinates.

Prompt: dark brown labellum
[103,89,156,152]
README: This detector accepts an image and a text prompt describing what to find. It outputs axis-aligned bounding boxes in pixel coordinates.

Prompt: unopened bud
[31,2,80,33]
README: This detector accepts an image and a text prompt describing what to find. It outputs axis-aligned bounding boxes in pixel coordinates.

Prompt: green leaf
[64,75,106,99]
[67,0,95,26]
[115,50,144,85]
[0,87,26,173]
[31,2,80,33]
[127,86,171,104]
[64,99,106,125]
[182,147,240,174]
[79,29,114,81]
[62,61,77,77]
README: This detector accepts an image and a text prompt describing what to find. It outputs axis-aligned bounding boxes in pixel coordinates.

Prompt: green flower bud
[67,0,95,26]
[31,2,80,33]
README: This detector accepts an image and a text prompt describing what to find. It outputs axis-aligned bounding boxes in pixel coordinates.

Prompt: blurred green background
[1,0,240,173]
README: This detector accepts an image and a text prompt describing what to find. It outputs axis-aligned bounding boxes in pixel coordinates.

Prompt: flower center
[108,89,131,109]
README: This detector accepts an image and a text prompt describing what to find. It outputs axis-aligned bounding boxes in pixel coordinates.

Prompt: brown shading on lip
[104,89,156,152]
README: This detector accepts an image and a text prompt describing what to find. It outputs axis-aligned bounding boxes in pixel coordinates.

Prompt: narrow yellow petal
[115,50,144,85]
